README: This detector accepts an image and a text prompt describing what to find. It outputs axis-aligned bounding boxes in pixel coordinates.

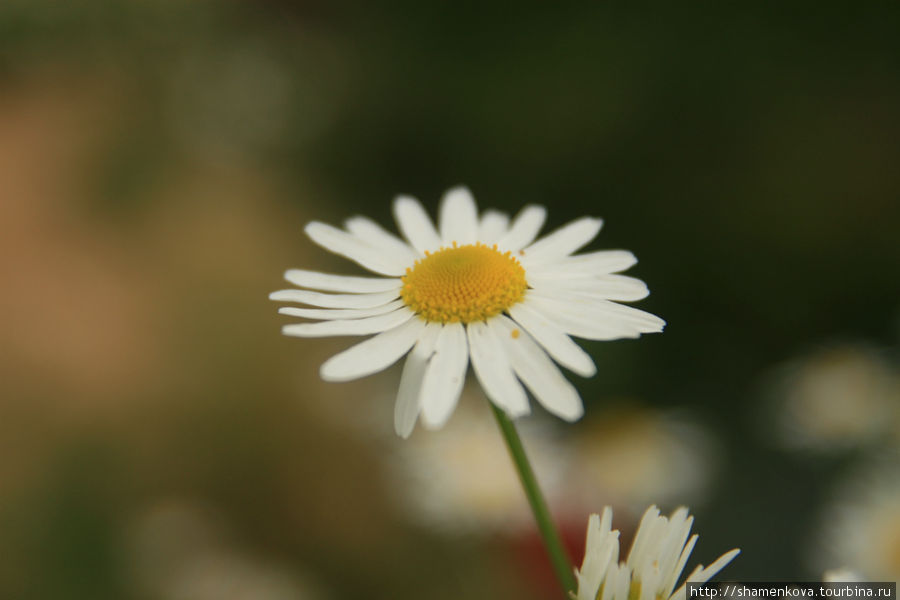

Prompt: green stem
[490,403,577,597]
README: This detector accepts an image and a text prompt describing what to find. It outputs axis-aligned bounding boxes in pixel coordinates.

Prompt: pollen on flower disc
[401,242,528,324]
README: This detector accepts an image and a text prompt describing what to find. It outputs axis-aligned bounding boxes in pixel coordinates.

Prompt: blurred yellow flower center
[401,242,527,323]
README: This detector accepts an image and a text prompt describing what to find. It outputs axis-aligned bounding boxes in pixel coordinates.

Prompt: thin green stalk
[490,403,576,597]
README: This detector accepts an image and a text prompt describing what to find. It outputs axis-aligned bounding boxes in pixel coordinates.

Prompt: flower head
[575,506,739,600]
[271,187,665,437]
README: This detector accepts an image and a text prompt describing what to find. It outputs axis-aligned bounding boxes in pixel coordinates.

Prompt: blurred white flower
[575,506,740,600]
[125,499,327,600]
[165,554,320,600]
[565,407,718,512]
[822,568,863,582]
[389,393,568,533]
[271,187,664,437]
[814,453,900,582]
[767,344,899,452]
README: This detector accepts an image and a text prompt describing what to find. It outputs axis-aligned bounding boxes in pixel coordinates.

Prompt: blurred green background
[1,2,899,599]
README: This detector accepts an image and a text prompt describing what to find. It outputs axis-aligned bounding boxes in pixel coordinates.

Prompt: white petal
[467,320,530,418]
[496,205,547,252]
[319,317,425,382]
[576,508,620,600]
[671,549,740,600]
[478,210,510,243]
[692,549,741,583]
[439,186,478,245]
[600,560,622,600]
[344,216,419,263]
[394,322,441,438]
[664,534,698,599]
[520,217,603,265]
[420,322,469,429]
[269,289,400,309]
[627,506,661,568]
[671,567,703,600]
[493,315,583,421]
[528,291,665,339]
[509,300,597,377]
[282,307,414,337]
[393,195,442,254]
[284,269,402,293]
[305,221,407,276]
[614,562,631,600]
[641,568,662,600]
[576,515,603,600]
[657,509,693,591]
[526,250,638,278]
[529,274,650,302]
[278,299,405,320]
[598,506,614,540]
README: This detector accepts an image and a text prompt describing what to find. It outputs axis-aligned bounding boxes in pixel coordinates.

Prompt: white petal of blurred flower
[388,395,569,533]
[766,344,899,452]
[575,505,740,600]
[813,452,900,582]
[271,187,664,437]
[565,407,718,513]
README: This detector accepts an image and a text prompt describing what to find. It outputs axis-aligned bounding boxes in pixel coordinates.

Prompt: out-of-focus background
[2,2,899,598]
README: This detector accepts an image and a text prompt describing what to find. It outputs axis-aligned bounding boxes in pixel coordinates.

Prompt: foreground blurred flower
[575,506,739,600]
[126,499,328,600]
[814,452,900,582]
[822,568,862,582]
[271,187,664,437]
[767,344,899,453]
[390,398,568,533]
[566,407,718,513]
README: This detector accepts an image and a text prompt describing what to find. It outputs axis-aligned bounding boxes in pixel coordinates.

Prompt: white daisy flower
[575,506,740,600]
[271,186,665,437]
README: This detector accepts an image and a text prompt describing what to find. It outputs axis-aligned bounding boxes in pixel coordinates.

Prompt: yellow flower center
[400,242,527,324]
